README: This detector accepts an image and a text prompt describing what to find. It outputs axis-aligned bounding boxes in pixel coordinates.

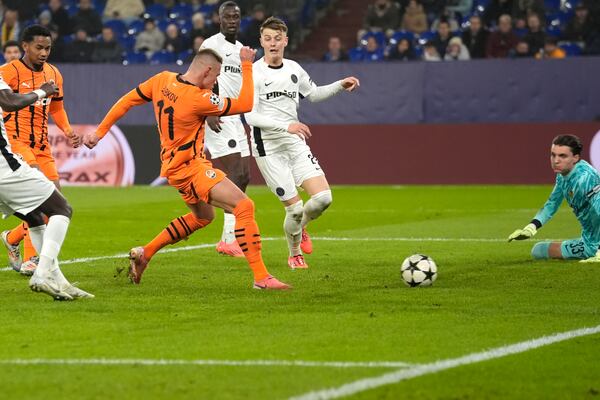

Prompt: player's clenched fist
[239,46,257,63]
[341,77,360,92]
[83,132,101,149]
[65,128,82,148]
[40,79,59,97]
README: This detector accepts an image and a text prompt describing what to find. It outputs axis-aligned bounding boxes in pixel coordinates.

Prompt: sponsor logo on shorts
[276,187,285,196]
[228,139,237,148]
[291,74,298,83]
[206,169,217,179]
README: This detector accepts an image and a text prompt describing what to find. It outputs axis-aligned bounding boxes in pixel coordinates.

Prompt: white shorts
[0,164,55,218]
[205,117,250,159]
[255,142,324,202]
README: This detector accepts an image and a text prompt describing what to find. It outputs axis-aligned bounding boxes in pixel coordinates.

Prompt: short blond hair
[260,16,288,35]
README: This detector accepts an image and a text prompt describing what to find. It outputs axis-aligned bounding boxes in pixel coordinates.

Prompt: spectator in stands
[48,0,71,37]
[241,4,267,49]
[188,35,205,58]
[512,0,545,24]
[446,0,473,20]
[444,36,470,60]
[486,14,519,58]
[71,0,103,37]
[322,36,348,62]
[462,15,489,58]
[401,0,428,34]
[432,20,453,58]
[2,40,21,62]
[431,7,460,32]
[536,36,565,59]
[164,23,186,54]
[134,17,165,57]
[1,9,19,46]
[422,40,441,61]
[2,0,40,22]
[582,0,600,28]
[47,28,65,62]
[387,37,416,61]
[91,26,124,63]
[483,0,513,28]
[524,12,545,55]
[363,35,384,61]
[189,12,209,44]
[420,0,445,18]
[64,27,95,63]
[103,0,145,23]
[563,4,595,44]
[38,10,58,33]
[363,0,401,37]
[510,38,533,57]
[206,10,222,37]
[153,0,176,8]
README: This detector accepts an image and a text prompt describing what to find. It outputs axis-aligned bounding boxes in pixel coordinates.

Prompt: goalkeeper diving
[508,134,600,261]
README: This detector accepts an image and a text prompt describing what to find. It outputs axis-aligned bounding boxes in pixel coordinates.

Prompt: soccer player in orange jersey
[83,47,290,290]
[0,25,81,276]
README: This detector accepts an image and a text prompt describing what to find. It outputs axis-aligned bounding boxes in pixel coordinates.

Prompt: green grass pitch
[0,185,599,399]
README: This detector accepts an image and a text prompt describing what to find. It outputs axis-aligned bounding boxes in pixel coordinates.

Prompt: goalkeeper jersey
[533,160,600,231]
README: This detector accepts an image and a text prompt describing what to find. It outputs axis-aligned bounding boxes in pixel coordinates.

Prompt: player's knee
[312,190,333,212]
[531,241,551,259]
[233,197,255,218]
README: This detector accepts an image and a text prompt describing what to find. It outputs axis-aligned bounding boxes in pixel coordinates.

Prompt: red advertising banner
[48,124,135,186]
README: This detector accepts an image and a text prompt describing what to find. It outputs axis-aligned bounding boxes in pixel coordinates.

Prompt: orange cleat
[300,228,313,254]
[128,247,149,284]
[216,241,244,257]
[288,254,309,270]
[253,275,291,290]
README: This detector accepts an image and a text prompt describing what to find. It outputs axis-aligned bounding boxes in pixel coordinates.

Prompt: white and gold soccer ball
[401,254,437,287]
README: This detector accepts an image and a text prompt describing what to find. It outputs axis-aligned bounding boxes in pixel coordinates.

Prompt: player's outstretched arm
[218,46,256,116]
[341,76,360,92]
[306,76,360,103]
[508,223,538,242]
[85,88,149,149]
[0,81,57,112]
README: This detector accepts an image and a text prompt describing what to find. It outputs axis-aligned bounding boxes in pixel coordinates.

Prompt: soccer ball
[401,254,437,287]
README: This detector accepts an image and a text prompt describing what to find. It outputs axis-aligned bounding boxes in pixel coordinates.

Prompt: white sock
[301,190,333,227]
[35,215,70,278]
[27,225,45,254]
[222,212,236,243]
[51,259,70,287]
[284,200,303,256]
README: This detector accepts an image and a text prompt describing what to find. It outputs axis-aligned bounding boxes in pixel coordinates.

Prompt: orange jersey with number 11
[96,61,253,178]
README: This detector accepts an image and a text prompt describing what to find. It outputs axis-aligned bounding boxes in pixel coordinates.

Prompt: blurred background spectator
[432,20,453,58]
[2,39,21,63]
[103,0,145,23]
[71,0,103,37]
[486,14,518,58]
[363,0,400,37]
[164,23,186,54]
[524,12,545,55]
[483,0,513,27]
[322,36,348,61]
[422,40,441,61]
[135,18,165,58]
[444,36,470,60]
[64,27,95,63]
[401,0,428,34]
[92,26,124,63]
[510,38,533,57]
[462,15,489,59]
[1,9,19,45]
[48,0,71,37]
[536,36,565,59]
[387,37,417,61]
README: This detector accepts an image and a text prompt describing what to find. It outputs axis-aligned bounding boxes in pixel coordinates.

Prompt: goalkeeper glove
[508,223,537,242]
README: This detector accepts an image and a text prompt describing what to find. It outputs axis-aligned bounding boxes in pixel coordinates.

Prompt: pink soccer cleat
[288,255,308,270]
[128,247,149,284]
[300,228,313,254]
[1,230,21,272]
[216,241,244,257]
[19,256,39,276]
[253,275,291,290]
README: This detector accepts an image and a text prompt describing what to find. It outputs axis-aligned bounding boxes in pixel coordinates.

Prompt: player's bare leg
[211,153,250,257]
[129,202,214,284]
[209,178,290,289]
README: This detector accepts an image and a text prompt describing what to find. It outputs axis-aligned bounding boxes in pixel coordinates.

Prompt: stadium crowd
[0,0,598,64]
[337,0,600,61]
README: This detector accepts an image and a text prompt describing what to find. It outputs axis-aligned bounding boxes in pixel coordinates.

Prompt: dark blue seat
[144,3,168,20]
[149,50,176,65]
[123,51,147,65]
[127,19,145,35]
[104,19,127,37]
[348,47,364,62]
[560,42,582,56]
[169,3,194,20]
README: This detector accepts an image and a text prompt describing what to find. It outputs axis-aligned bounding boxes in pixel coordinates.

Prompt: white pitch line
[289,324,600,400]
[0,236,569,272]
[0,358,412,369]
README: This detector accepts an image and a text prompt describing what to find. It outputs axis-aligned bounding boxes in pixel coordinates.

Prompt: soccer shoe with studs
[1,230,22,272]
[580,250,600,263]
[62,283,95,299]
[216,240,244,257]
[253,275,291,290]
[288,254,309,270]
[128,247,149,284]
[300,228,313,254]
[29,274,73,301]
[19,256,39,276]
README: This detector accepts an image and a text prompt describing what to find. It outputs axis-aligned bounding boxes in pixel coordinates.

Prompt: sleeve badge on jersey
[209,93,220,106]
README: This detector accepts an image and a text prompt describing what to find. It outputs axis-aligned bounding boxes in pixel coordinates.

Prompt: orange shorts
[167,158,226,204]
[10,141,59,181]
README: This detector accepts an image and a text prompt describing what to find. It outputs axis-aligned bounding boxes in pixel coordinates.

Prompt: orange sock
[7,223,26,245]
[143,213,210,260]
[233,198,270,281]
[23,227,37,260]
